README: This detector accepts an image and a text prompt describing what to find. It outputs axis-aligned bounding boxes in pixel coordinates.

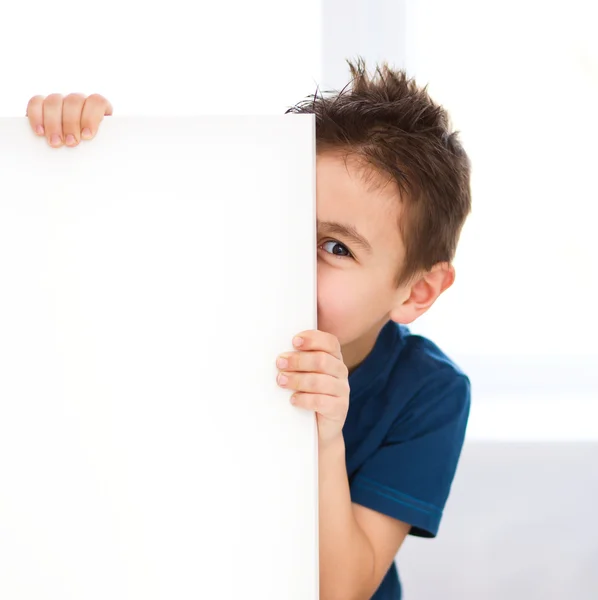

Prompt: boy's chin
[315,316,344,343]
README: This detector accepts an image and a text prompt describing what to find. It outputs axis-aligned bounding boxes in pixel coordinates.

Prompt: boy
[25,58,471,600]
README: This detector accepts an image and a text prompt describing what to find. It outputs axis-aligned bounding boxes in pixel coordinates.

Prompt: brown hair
[286,57,472,287]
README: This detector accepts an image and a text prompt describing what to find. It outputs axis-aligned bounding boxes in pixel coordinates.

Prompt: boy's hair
[286,57,472,287]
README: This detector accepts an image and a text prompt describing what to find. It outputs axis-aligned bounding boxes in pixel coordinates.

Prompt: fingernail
[50,134,62,146]
[65,134,76,146]
[276,357,288,369]
[293,337,303,347]
[81,128,92,139]
[277,373,288,386]
[36,125,44,135]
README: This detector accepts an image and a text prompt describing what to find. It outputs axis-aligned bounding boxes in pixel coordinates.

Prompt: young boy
[25,58,471,600]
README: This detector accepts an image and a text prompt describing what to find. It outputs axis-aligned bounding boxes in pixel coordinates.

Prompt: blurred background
[2,0,596,597]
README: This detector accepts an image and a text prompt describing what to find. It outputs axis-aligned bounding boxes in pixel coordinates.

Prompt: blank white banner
[0,116,318,599]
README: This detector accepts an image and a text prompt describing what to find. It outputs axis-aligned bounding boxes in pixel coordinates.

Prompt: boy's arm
[277,330,410,600]
[319,434,410,600]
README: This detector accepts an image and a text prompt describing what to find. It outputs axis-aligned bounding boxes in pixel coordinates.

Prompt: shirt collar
[348,320,402,400]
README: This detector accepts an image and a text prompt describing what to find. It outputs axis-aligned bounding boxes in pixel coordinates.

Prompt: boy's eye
[320,240,352,258]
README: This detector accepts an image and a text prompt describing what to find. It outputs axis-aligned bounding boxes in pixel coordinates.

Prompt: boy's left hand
[276,330,350,447]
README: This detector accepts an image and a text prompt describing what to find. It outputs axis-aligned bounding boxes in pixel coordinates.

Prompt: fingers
[292,329,343,360]
[290,393,348,421]
[276,350,347,379]
[62,93,86,146]
[275,330,350,428]
[26,95,45,136]
[80,93,113,140]
[25,92,113,147]
[277,370,349,398]
[276,330,349,395]
[42,93,64,147]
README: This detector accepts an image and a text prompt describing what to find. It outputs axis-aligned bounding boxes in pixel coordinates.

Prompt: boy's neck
[342,321,387,374]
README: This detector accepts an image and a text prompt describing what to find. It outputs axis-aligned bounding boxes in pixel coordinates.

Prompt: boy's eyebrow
[317,220,373,253]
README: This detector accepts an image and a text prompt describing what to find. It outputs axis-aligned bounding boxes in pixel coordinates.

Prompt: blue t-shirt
[345,320,471,599]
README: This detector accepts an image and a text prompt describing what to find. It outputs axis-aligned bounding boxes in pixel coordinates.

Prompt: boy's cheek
[317,272,391,347]
[317,269,385,345]
[317,291,358,346]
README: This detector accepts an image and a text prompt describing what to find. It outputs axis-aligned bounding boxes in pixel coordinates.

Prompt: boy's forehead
[316,161,402,249]
[316,152,401,211]
[316,154,401,249]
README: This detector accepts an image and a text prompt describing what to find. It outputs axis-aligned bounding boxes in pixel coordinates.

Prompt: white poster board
[0,116,318,599]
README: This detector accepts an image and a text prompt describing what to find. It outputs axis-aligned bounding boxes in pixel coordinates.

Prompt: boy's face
[315,152,410,368]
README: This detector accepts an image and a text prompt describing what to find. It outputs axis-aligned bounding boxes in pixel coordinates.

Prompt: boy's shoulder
[390,323,471,421]
[346,323,471,539]
[396,323,468,381]
[350,320,470,415]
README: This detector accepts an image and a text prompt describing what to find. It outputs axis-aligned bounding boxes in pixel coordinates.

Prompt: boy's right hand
[26,93,113,148]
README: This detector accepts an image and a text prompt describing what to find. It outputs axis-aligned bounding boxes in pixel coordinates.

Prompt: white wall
[1,1,322,116]
[321,0,411,90]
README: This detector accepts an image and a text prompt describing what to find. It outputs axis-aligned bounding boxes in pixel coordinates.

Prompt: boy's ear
[389,262,455,325]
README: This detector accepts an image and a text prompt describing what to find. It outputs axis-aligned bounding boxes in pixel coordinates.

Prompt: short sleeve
[349,371,470,537]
